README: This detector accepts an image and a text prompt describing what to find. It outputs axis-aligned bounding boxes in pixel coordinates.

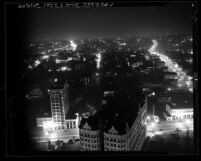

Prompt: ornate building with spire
[79,92,147,151]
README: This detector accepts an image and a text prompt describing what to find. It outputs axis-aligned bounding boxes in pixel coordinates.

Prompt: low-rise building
[65,113,79,129]
[37,113,80,130]
[163,103,193,121]
[36,117,53,127]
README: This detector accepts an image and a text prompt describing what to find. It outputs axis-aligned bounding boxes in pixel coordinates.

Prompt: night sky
[7,2,193,40]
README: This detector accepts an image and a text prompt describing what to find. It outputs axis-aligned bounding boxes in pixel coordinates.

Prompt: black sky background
[6,2,193,41]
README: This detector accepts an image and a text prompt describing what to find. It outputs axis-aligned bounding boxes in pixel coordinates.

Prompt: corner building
[79,116,102,151]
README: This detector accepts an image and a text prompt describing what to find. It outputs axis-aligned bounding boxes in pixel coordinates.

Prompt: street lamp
[177,122,183,129]
[185,119,191,124]
[45,131,49,136]
[189,88,193,93]
[167,88,171,91]
[50,133,57,140]
[151,122,156,127]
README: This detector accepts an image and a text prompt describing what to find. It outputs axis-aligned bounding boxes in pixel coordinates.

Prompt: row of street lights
[149,39,193,93]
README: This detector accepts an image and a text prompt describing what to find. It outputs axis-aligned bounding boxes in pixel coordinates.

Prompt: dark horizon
[6,2,194,41]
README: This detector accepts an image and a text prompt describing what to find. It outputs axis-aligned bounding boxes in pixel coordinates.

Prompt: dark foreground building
[79,91,147,151]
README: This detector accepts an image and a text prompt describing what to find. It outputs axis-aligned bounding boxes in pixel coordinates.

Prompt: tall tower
[48,83,69,130]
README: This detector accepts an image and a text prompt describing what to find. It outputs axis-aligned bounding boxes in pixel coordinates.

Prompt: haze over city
[16,3,193,40]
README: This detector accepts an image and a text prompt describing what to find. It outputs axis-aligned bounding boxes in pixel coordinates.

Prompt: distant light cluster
[41,55,49,60]
[34,60,41,67]
[96,52,102,69]
[57,66,72,72]
[70,40,77,51]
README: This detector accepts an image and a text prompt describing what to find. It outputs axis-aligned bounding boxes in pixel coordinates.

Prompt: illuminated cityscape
[5,2,198,156]
[149,40,193,92]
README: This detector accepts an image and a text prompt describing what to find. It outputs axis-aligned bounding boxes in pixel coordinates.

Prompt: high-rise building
[48,83,69,130]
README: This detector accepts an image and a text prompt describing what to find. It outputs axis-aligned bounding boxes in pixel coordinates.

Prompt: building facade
[126,102,147,151]
[65,113,80,129]
[80,122,101,151]
[48,83,69,130]
[163,103,193,121]
[36,117,53,127]
[81,77,91,86]
[104,127,127,151]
